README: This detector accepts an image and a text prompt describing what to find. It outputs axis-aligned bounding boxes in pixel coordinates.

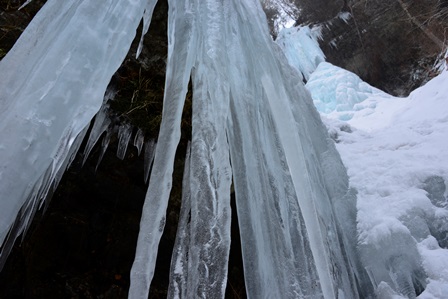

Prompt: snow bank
[307,62,448,298]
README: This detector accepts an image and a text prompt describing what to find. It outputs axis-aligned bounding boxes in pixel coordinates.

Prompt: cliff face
[264,0,446,94]
[308,0,447,95]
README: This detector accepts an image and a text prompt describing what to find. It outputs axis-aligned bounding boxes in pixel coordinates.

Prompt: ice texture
[306,62,389,121]
[167,143,191,299]
[0,0,150,268]
[128,0,370,297]
[225,1,370,297]
[276,26,326,81]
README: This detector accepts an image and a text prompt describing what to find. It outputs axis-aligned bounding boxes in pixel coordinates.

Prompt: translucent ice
[276,26,326,81]
[306,62,389,121]
[0,0,152,268]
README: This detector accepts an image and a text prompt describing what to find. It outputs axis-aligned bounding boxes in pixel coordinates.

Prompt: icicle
[134,128,145,156]
[184,1,233,297]
[129,0,197,296]
[136,0,158,58]
[95,129,114,172]
[0,0,151,263]
[143,139,156,183]
[18,0,32,10]
[167,142,191,299]
[82,103,112,166]
[117,122,132,160]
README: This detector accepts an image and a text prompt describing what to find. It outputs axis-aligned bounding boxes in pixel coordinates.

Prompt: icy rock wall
[0,0,153,269]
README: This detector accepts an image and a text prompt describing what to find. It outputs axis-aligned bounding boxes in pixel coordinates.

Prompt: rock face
[265,0,446,95]
[316,0,447,95]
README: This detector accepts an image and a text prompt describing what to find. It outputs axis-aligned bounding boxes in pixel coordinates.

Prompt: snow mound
[308,64,448,298]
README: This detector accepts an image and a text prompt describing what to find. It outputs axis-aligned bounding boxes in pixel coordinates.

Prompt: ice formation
[0,0,380,298]
[0,0,152,270]
[276,25,326,81]
[306,62,389,121]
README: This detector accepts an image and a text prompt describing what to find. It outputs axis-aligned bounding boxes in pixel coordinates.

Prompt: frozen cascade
[0,0,152,268]
[0,0,375,298]
[129,0,372,298]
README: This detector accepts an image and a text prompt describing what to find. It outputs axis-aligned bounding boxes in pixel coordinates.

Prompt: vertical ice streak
[167,143,191,299]
[225,6,318,295]
[186,1,232,297]
[224,0,370,297]
[0,0,152,266]
[129,0,197,297]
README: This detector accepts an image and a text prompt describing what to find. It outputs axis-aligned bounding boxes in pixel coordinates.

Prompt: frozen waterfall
[0,0,373,298]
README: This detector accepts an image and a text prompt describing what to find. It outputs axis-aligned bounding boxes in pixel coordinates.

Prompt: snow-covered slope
[307,62,448,298]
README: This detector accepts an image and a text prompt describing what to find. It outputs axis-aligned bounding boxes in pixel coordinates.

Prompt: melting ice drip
[0,0,373,298]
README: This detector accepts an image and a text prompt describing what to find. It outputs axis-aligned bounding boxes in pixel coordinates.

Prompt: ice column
[186,1,233,297]
[129,0,197,297]
[225,0,372,298]
[0,0,152,267]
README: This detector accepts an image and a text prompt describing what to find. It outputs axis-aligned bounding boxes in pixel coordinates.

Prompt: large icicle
[128,0,197,296]
[186,1,232,297]
[0,0,152,266]
[224,0,371,298]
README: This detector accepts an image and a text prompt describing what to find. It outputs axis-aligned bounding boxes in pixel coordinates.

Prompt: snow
[306,61,448,298]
